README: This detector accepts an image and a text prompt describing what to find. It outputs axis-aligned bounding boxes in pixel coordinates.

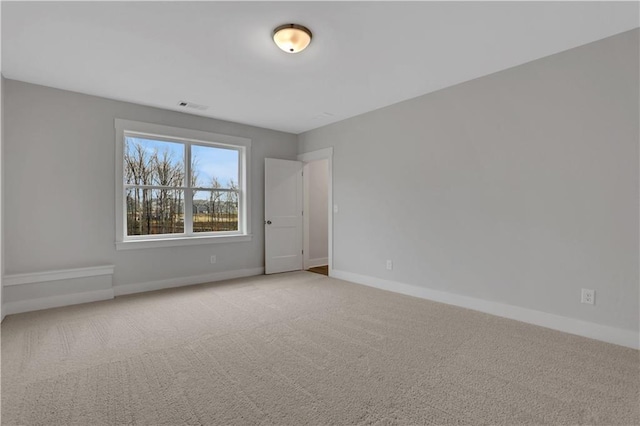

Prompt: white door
[265,158,303,274]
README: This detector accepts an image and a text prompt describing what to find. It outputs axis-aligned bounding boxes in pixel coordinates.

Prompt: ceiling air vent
[178,101,209,111]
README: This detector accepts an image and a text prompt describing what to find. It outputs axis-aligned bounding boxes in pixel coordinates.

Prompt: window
[115,120,251,249]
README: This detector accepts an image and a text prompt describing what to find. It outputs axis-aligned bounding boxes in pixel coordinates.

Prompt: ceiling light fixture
[272,24,312,53]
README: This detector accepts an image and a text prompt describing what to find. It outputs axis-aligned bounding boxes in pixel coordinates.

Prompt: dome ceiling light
[272,24,312,53]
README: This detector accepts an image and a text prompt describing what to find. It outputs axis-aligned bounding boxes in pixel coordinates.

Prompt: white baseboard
[331,269,639,350]
[114,267,264,296]
[307,258,328,269]
[3,289,115,316]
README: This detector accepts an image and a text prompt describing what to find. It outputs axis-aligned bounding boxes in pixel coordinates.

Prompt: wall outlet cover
[581,288,595,305]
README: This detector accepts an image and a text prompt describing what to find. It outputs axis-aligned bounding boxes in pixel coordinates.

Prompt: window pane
[124,136,185,186]
[191,145,239,189]
[192,190,239,232]
[126,188,185,235]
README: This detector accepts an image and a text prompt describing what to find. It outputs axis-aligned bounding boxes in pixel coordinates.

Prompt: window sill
[115,234,253,250]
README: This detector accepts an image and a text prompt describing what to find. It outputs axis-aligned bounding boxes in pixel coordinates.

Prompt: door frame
[297,147,334,276]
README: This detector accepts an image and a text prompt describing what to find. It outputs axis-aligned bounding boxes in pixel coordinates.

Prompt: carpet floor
[1,271,638,425]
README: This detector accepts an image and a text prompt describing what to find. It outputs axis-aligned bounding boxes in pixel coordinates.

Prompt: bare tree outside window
[124,136,240,236]
[191,144,239,232]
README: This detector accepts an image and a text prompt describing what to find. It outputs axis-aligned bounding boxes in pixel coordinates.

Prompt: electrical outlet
[581,288,595,305]
[210,255,217,264]
[333,204,339,213]
[386,260,393,270]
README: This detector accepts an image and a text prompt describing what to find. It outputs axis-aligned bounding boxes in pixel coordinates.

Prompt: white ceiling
[2,2,638,134]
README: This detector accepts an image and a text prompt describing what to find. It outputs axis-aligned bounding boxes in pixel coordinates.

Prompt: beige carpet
[1,271,638,425]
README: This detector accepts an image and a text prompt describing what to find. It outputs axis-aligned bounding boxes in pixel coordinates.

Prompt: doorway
[303,159,329,275]
[298,148,333,276]
[264,148,333,276]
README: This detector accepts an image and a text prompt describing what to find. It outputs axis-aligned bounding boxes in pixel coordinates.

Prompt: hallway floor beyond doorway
[307,265,328,276]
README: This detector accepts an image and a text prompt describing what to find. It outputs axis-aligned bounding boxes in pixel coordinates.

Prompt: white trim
[114,119,252,150]
[297,148,334,275]
[1,75,4,324]
[307,258,329,269]
[4,265,115,287]
[114,119,252,249]
[116,234,252,250]
[332,269,640,350]
[3,289,115,316]
[114,267,264,296]
[302,162,311,269]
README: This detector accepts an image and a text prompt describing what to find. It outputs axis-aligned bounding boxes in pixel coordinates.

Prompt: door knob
[266,220,272,225]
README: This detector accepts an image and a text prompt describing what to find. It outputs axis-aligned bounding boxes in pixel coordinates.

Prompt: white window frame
[115,119,252,250]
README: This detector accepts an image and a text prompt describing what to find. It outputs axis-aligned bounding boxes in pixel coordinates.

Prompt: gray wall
[3,80,298,289]
[307,159,328,262]
[299,29,640,332]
